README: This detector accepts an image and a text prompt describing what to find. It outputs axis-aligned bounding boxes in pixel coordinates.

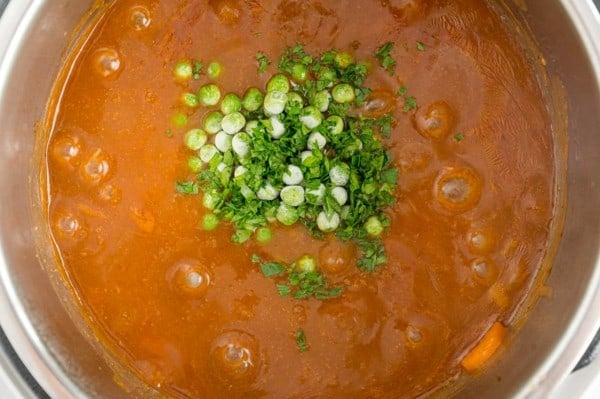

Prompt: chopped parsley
[296,329,308,352]
[175,44,404,291]
[454,132,465,142]
[397,86,418,112]
[252,255,343,300]
[165,128,173,138]
[403,96,417,112]
[375,42,396,75]
[192,59,203,80]
[256,52,270,74]
[416,41,426,52]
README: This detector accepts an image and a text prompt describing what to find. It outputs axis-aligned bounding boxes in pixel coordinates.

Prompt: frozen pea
[221,112,246,134]
[172,112,188,127]
[214,131,232,152]
[199,144,219,163]
[232,132,251,158]
[184,129,207,151]
[332,83,355,104]
[299,106,323,129]
[266,73,290,93]
[296,255,317,273]
[334,52,354,68]
[181,92,199,108]
[187,156,204,173]
[220,93,242,114]
[280,185,305,207]
[313,90,331,112]
[263,91,288,115]
[365,216,384,236]
[307,132,327,150]
[282,165,303,185]
[198,84,221,106]
[329,163,350,186]
[203,111,224,134]
[257,183,279,201]
[173,60,192,81]
[202,213,219,231]
[317,211,341,232]
[256,227,273,244]
[242,87,264,112]
[207,61,222,79]
[331,186,348,206]
[291,63,308,82]
[276,203,299,226]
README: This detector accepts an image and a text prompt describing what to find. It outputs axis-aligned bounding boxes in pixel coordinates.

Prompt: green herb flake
[396,86,408,97]
[296,329,308,352]
[256,52,270,74]
[165,129,173,138]
[376,114,394,138]
[260,262,286,277]
[375,42,396,75]
[192,59,203,80]
[403,96,417,112]
[416,41,426,52]
[277,284,291,297]
[454,132,465,142]
[176,181,199,195]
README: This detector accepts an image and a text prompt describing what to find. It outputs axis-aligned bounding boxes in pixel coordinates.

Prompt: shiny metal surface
[0,1,599,398]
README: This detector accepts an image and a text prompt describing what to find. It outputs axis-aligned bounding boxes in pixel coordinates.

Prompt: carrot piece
[460,321,508,373]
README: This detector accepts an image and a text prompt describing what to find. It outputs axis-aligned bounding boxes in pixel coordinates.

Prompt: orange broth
[43,0,556,397]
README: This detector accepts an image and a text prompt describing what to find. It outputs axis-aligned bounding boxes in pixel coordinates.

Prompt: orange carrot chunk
[460,321,508,373]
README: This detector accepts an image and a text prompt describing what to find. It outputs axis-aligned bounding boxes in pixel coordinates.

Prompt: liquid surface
[44,0,555,397]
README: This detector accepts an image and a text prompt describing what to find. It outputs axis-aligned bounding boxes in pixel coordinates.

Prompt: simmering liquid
[43,0,555,397]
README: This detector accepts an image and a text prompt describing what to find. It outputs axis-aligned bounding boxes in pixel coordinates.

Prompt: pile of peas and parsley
[173,43,418,315]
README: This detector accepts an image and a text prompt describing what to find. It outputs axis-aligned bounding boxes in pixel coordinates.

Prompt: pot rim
[0,1,599,398]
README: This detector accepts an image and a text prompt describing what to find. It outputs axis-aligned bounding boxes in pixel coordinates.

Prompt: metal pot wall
[0,0,599,398]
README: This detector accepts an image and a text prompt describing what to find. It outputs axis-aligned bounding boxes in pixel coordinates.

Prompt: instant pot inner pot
[0,1,598,398]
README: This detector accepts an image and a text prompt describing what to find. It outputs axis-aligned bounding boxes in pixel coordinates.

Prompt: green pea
[203,111,224,134]
[332,83,355,103]
[202,213,219,231]
[242,87,264,112]
[184,129,208,150]
[296,255,317,273]
[256,227,272,244]
[207,61,222,79]
[220,93,242,114]
[266,73,290,93]
[173,60,192,81]
[312,90,331,112]
[172,112,188,127]
[276,203,299,226]
[291,63,308,82]
[334,52,354,68]
[198,84,221,106]
[187,156,204,173]
[364,216,384,236]
[181,92,199,108]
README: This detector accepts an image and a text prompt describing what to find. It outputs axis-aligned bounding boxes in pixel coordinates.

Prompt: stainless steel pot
[0,1,599,398]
